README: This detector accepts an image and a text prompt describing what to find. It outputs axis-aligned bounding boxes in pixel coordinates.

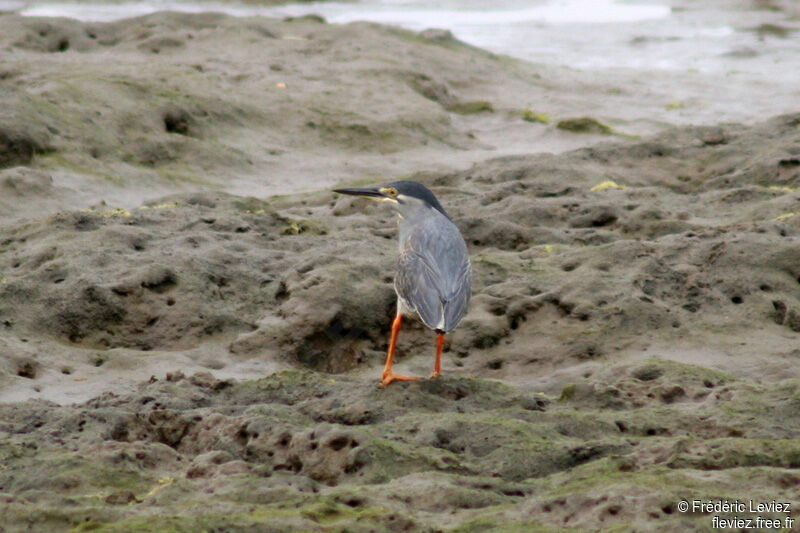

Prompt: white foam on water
[17,0,670,25]
[262,0,671,27]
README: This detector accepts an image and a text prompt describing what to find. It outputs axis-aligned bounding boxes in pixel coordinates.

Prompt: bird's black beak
[332,187,386,199]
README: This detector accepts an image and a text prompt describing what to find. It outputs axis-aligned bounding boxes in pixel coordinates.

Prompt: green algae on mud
[521,109,551,124]
[2,363,800,531]
[447,101,495,115]
[556,117,614,135]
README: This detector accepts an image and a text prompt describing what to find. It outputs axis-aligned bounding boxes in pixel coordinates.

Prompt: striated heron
[333,181,471,386]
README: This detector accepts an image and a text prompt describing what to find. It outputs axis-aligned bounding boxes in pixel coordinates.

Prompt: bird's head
[333,180,450,220]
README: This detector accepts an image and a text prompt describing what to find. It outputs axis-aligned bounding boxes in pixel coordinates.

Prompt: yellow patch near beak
[379,187,400,201]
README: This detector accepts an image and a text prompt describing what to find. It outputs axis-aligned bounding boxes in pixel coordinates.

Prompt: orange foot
[380,372,420,387]
[429,371,441,379]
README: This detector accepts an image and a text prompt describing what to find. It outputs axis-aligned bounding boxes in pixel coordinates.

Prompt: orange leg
[380,314,420,387]
[431,333,445,379]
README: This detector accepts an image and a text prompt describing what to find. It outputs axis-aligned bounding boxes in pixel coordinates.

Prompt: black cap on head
[386,180,450,219]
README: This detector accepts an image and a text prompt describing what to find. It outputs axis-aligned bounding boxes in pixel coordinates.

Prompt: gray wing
[395,216,471,332]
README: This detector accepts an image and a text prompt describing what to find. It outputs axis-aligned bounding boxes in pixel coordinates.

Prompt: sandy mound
[2,112,800,529]
[0,11,560,218]
[6,113,800,399]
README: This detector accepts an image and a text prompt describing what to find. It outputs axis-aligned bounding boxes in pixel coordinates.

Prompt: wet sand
[1,3,800,531]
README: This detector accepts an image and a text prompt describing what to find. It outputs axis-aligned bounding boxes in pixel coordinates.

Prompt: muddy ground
[2,3,800,532]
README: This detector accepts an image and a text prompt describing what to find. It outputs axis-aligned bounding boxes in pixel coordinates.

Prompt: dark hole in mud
[343,497,364,508]
[772,300,787,325]
[328,435,351,451]
[488,304,506,317]
[56,38,69,52]
[731,295,743,304]
[496,488,525,497]
[472,335,500,350]
[614,420,628,432]
[53,277,65,284]
[163,110,191,135]
[703,379,715,388]
[487,359,503,370]
[562,262,577,272]
[167,298,175,306]
[662,504,674,514]
[759,284,771,291]
[274,281,289,301]
[16,362,36,379]
[592,214,617,227]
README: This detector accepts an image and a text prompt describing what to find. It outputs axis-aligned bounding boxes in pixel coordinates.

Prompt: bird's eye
[382,187,398,197]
